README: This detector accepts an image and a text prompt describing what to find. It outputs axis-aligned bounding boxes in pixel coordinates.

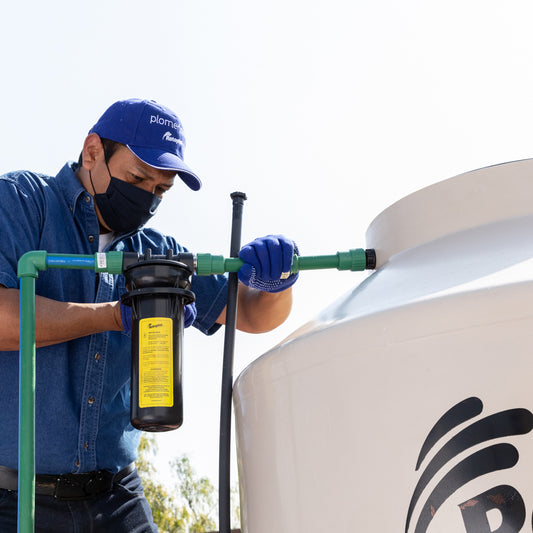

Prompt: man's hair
[77,138,122,167]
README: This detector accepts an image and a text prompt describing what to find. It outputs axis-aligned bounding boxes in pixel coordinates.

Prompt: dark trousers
[0,468,158,533]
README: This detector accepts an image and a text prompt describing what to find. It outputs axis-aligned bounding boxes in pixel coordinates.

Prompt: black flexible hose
[219,192,246,533]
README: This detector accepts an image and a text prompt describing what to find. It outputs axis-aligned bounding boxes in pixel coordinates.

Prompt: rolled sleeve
[0,175,43,288]
[191,273,228,335]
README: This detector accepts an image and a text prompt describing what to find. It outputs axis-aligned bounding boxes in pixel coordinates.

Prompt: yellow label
[138,317,174,408]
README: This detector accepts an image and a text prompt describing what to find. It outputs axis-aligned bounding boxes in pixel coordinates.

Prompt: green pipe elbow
[17,251,48,278]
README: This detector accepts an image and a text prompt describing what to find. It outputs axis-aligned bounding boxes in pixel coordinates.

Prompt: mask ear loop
[102,145,114,180]
[88,170,98,196]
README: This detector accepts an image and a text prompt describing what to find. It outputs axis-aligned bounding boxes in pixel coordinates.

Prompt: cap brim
[128,145,202,191]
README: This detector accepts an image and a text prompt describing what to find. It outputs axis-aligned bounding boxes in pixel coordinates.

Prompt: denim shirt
[0,163,228,474]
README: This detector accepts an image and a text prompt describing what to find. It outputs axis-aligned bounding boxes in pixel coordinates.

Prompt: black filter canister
[121,255,195,432]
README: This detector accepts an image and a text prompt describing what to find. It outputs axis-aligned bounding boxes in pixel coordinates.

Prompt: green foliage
[230,484,241,530]
[137,434,187,532]
[137,434,239,533]
[172,455,217,532]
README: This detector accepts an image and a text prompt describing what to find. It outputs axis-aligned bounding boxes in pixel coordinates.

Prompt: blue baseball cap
[90,98,202,191]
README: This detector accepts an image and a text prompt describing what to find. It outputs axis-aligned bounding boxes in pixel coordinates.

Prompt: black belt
[0,463,135,500]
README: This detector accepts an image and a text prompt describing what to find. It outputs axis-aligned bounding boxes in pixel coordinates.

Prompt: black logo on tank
[406,397,533,532]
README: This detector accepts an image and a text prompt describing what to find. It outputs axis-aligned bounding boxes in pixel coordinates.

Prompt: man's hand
[238,234,299,293]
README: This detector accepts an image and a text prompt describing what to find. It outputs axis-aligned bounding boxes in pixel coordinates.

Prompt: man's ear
[80,133,104,171]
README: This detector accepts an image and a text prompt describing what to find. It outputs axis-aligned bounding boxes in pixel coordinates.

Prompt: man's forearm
[217,284,293,334]
[0,287,122,351]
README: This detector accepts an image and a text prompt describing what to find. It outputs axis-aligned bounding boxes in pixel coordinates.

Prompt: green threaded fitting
[196,253,228,276]
[95,251,124,274]
[336,249,367,271]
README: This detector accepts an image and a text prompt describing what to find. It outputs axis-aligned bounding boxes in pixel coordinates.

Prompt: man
[0,98,298,532]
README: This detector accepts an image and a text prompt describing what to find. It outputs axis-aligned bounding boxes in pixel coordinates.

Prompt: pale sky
[3,0,533,493]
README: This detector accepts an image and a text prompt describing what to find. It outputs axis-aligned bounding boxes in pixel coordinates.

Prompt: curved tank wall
[233,159,533,533]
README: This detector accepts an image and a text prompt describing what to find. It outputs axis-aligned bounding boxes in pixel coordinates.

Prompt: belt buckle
[54,471,113,500]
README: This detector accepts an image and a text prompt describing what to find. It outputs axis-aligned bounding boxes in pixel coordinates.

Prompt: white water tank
[233,159,533,533]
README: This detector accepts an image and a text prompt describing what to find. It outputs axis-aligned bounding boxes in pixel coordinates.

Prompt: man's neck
[74,165,111,234]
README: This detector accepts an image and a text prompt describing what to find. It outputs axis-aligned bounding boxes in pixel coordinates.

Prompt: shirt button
[75,460,80,467]
[88,235,95,243]
[84,442,89,450]
[88,396,95,405]
[94,353,101,361]
[85,195,91,203]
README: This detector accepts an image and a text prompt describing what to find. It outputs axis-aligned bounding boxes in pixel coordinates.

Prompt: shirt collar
[56,162,90,216]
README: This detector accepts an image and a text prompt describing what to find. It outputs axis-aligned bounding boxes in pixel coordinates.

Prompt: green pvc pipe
[16,251,124,533]
[18,276,36,533]
[195,248,373,276]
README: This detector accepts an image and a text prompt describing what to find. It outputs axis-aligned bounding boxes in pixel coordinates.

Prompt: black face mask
[90,170,161,234]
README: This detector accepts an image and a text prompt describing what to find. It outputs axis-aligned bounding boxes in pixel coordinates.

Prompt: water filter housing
[122,254,195,432]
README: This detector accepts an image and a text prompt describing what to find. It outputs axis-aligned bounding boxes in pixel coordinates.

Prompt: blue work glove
[183,302,198,327]
[120,303,132,333]
[238,234,299,293]
[120,301,197,333]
